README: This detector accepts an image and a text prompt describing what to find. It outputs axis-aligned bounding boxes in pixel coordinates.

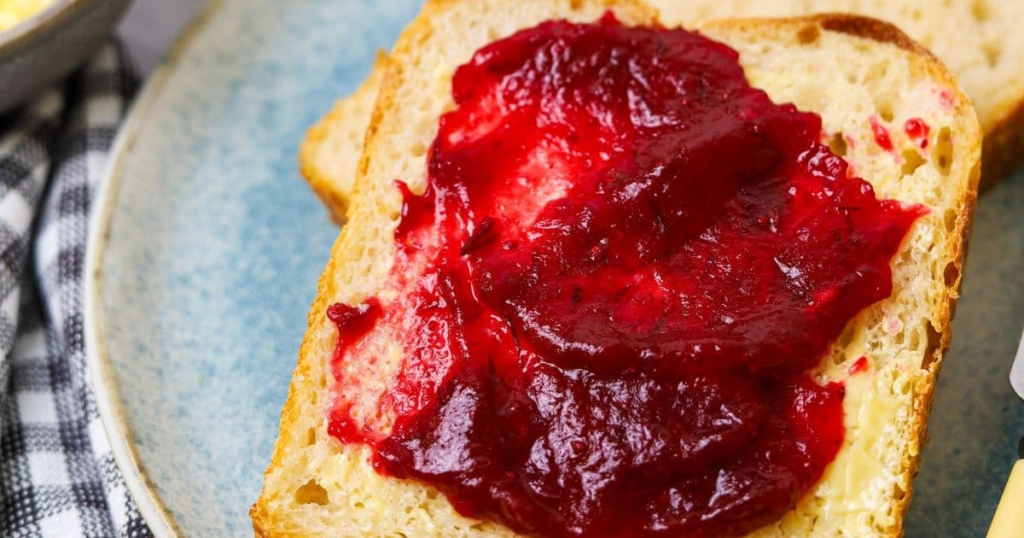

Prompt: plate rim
[83,0,227,536]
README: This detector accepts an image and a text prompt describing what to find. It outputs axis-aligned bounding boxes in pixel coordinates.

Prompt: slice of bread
[298,53,388,224]
[253,1,980,536]
[298,0,1013,221]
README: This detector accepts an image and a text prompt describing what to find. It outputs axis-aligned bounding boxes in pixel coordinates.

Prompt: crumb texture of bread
[253,3,980,537]
[648,0,1024,189]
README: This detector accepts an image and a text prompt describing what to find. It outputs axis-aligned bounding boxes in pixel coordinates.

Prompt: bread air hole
[944,207,958,233]
[878,102,895,123]
[837,325,856,349]
[909,327,921,351]
[972,0,990,21]
[983,40,1002,68]
[827,132,847,157]
[894,484,907,500]
[411,141,426,158]
[921,321,943,369]
[295,480,329,505]
[901,148,925,176]
[932,127,953,175]
[797,24,820,45]
[944,261,960,288]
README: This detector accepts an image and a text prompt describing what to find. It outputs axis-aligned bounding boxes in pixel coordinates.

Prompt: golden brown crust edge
[250,228,356,536]
[894,157,979,534]
[814,13,939,63]
[700,13,937,63]
[298,114,349,224]
[980,101,1024,191]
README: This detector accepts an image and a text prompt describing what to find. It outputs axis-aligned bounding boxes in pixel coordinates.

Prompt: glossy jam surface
[904,118,931,149]
[848,356,871,376]
[328,15,924,537]
[871,116,895,152]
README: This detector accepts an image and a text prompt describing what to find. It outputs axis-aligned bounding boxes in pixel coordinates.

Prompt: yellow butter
[0,0,56,34]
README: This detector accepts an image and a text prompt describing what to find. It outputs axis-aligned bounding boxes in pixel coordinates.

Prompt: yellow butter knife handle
[988,460,1024,538]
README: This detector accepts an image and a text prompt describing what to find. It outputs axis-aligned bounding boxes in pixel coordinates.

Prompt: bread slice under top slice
[297,0,1012,222]
[252,1,981,536]
[298,52,388,224]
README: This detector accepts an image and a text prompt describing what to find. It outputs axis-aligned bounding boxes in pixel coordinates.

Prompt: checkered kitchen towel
[0,42,152,537]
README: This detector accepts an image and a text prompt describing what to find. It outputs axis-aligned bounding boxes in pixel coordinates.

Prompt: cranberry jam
[327,14,924,537]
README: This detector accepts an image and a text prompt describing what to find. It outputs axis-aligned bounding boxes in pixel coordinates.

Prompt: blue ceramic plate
[85,0,1024,536]
[84,0,420,535]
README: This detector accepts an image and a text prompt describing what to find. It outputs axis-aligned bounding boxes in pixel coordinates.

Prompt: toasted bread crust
[981,100,1024,190]
[815,13,937,61]
[256,6,980,537]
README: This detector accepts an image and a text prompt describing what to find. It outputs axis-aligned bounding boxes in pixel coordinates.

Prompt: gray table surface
[118,0,207,75]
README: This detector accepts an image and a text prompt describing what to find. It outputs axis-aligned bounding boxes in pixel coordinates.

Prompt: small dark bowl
[0,0,134,114]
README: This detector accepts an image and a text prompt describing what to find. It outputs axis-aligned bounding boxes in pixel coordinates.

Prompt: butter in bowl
[0,0,134,114]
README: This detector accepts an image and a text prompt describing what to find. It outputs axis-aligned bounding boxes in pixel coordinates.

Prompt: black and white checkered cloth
[0,42,152,537]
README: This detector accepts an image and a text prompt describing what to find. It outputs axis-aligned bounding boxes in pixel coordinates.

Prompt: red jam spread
[848,356,871,376]
[327,15,924,537]
[904,118,930,149]
[870,116,894,152]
